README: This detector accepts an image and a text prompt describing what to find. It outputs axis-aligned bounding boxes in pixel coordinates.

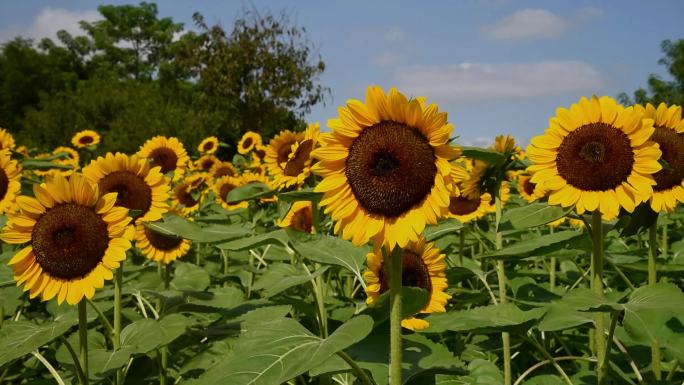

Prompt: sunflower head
[172,174,208,215]
[527,96,661,218]
[0,128,16,151]
[517,174,547,203]
[279,201,314,233]
[212,175,250,211]
[240,172,277,203]
[198,136,219,154]
[446,187,492,223]
[364,238,450,330]
[238,131,263,155]
[195,155,219,172]
[634,103,684,212]
[138,136,190,181]
[265,130,303,176]
[210,161,238,179]
[0,149,22,214]
[135,223,191,264]
[71,130,101,148]
[312,86,461,249]
[271,122,320,189]
[83,152,170,223]
[50,146,80,176]
[0,173,133,304]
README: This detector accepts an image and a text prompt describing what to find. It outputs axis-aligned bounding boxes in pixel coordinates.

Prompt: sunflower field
[1,87,684,385]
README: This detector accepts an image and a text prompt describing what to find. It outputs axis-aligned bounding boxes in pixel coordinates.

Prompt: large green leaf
[120,318,164,354]
[277,188,323,202]
[216,229,290,251]
[435,359,503,385]
[499,203,570,230]
[538,304,595,331]
[226,182,274,202]
[482,230,585,260]
[421,303,544,333]
[424,219,464,242]
[0,312,77,366]
[171,262,211,291]
[623,283,684,345]
[461,147,505,165]
[252,263,328,298]
[291,234,369,285]
[189,315,373,385]
[145,214,250,243]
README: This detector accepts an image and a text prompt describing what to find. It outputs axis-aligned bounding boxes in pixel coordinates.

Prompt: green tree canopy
[620,39,684,106]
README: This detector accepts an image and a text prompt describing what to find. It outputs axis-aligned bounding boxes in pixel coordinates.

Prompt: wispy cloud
[482,7,602,41]
[394,61,604,102]
[0,7,99,42]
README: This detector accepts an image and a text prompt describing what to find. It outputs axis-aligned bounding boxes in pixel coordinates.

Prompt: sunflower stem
[549,224,556,292]
[388,245,403,385]
[661,217,668,258]
[459,229,465,266]
[495,195,511,385]
[337,351,374,385]
[113,263,124,385]
[648,218,662,381]
[77,300,89,385]
[591,211,607,384]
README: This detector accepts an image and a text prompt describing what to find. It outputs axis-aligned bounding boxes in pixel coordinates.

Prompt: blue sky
[1,0,683,146]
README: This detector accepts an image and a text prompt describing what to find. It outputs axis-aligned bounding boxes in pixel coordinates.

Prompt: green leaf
[226,182,273,203]
[362,287,430,326]
[88,348,135,376]
[120,318,164,354]
[20,158,74,170]
[618,203,659,237]
[424,219,464,242]
[482,230,585,260]
[623,282,684,345]
[189,315,373,385]
[499,203,570,230]
[435,359,504,385]
[171,262,211,291]
[252,263,328,298]
[291,234,369,285]
[461,147,505,165]
[538,304,595,331]
[276,188,323,202]
[421,303,544,333]
[158,313,192,345]
[216,229,291,251]
[145,214,250,243]
[0,312,77,366]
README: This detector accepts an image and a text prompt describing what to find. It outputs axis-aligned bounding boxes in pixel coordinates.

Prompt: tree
[619,39,684,106]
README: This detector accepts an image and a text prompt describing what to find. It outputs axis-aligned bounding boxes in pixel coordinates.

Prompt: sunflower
[527,96,661,218]
[0,150,22,214]
[312,86,460,248]
[240,172,277,203]
[71,130,100,148]
[447,190,492,223]
[172,174,207,215]
[135,223,191,264]
[83,152,169,223]
[210,161,238,179]
[137,136,190,181]
[548,217,566,228]
[50,146,80,176]
[238,131,263,155]
[279,201,314,233]
[517,174,547,203]
[634,103,684,212]
[0,174,132,305]
[272,122,320,189]
[195,155,219,172]
[265,130,304,177]
[0,128,16,151]
[364,238,450,330]
[212,175,249,211]
[198,136,219,154]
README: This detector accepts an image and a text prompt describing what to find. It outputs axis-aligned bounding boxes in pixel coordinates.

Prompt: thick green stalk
[113,264,123,385]
[591,211,606,384]
[549,227,556,291]
[648,219,662,381]
[662,219,668,257]
[388,246,403,385]
[459,229,465,266]
[495,195,511,385]
[157,262,169,385]
[77,300,89,385]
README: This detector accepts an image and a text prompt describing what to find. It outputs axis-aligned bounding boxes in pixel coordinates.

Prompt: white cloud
[0,8,99,42]
[394,61,604,102]
[374,51,402,67]
[483,9,569,40]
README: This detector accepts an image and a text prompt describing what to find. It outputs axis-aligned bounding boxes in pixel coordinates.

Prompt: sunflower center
[523,179,536,196]
[255,147,266,159]
[143,227,183,251]
[448,195,481,216]
[650,126,684,191]
[219,182,237,202]
[215,165,235,177]
[277,140,297,169]
[379,250,432,294]
[177,186,199,208]
[345,121,436,218]
[149,148,178,174]
[79,136,94,145]
[203,141,215,151]
[284,139,314,177]
[556,123,634,191]
[201,159,215,170]
[99,171,152,217]
[291,208,313,233]
[0,168,8,201]
[32,204,109,280]
[242,137,253,149]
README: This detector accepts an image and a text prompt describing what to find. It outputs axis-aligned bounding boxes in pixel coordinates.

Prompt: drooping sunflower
[461,160,511,210]
[446,190,492,223]
[198,136,219,154]
[279,201,314,233]
[71,130,100,148]
[135,222,191,264]
[272,122,320,189]
[83,152,169,223]
[527,96,661,218]
[364,238,450,330]
[517,174,547,203]
[0,174,132,305]
[172,174,207,215]
[210,161,238,179]
[212,175,250,212]
[238,131,263,155]
[137,136,190,181]
[634,103,684,212]
[0,149,22,214]
[492,134,524,161]
[0,128,16,151]
[195,155,219,172]
[312,86,460,248]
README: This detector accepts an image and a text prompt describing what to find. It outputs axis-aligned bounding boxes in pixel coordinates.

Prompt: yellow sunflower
[83,152,169,223]
[272,122,320,189]
[265,130,304,177]
[135,223,191,264]
[198,136,219,154]
[0,149,22,214]
[172,174,207,215]
[71,130,100,148]
[195,155,219,172]
[137,136,190,181]
[240,172,277,203]
[527,96,661,219]
[312,86,460,248]
[446,190,492,223]
[634,103,684,212]
[50,146,80,176]
[364,238,450,330]
[238,131,263,155]
[0,174,132,305]
[517,174,547,203]
[0,128,16,151]
[212,175,250,211]
[209,161,238,179]
[279,201,314,233]
[568,218,586,229]
[548,217,566,228]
